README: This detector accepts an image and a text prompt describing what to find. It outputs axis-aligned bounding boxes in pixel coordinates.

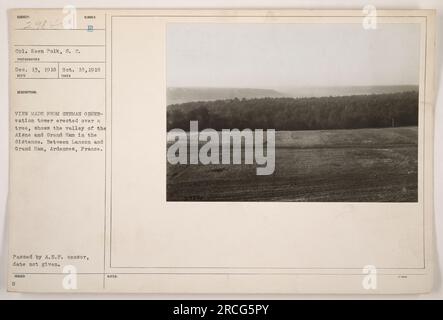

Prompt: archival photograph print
[166,23,420,202]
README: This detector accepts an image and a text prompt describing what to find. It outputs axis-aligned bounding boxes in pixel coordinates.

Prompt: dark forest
[167,91,418,131]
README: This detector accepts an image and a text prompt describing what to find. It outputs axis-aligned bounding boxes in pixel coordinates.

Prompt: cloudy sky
[167,22,421,88]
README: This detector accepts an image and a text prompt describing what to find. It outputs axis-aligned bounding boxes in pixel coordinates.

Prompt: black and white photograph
[166,23,421,202]
[3,5,439,297]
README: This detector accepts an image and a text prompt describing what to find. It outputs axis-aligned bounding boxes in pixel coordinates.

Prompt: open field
[167,127,418,202]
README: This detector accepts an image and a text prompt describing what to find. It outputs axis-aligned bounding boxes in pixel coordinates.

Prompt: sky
[167,23,421,88]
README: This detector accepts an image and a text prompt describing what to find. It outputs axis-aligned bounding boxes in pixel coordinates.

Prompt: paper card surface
[7,9,436,293]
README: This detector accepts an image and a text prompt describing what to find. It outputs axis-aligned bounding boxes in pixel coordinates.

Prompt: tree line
[167,91,418,131]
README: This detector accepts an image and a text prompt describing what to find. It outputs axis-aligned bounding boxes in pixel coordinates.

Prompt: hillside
[167,87,286,105]
[279,85,419,98]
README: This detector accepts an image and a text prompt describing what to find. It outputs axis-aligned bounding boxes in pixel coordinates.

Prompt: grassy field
[167,127,418,202]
